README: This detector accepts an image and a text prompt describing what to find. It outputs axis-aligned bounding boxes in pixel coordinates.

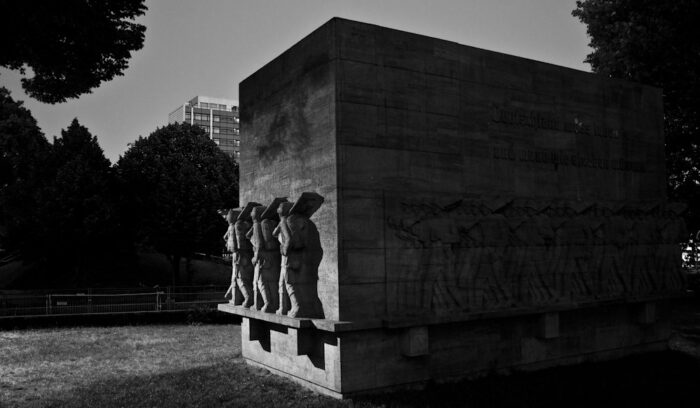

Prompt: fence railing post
[167,286,172,311]
[88,288,93,313]
[1,285,228,318]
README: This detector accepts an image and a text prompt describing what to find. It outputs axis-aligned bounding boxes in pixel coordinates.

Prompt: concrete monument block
[219,18,687,398]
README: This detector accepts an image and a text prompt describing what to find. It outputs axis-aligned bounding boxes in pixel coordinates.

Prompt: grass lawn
[2,315,700,408]
[0,324,347,408]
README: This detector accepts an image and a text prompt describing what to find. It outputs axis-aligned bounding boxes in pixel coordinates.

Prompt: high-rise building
[168,96,241,159]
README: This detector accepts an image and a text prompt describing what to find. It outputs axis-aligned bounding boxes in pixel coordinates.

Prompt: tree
[573,0,700,236]
[116,123,239,285]
[44,119,116,285]
[0,1,147,103]
[2,90,141,288]
[0,87,51,257]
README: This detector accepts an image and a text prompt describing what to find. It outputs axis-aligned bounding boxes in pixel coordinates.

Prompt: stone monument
[218,18,687,398]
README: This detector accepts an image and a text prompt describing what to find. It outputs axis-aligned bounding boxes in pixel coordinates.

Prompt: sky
[0,0,592,164]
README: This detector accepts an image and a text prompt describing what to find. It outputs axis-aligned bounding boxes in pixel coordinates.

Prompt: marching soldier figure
[231,203,257,307]
[247,203,283,312]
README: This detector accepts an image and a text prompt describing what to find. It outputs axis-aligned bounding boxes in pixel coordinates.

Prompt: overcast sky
[0,0,592,163]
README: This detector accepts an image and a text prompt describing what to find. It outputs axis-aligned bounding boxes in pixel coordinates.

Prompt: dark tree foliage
[0,87,51,257]
[44,119,117,285]
[573,0,700,236]
[0,0,147,103]
[0,98,125,287]
[116,123,239,284]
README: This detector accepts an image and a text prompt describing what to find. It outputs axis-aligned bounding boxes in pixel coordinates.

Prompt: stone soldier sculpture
[274,192,324,318]
[532,201,555,303]
[248,205,271,311]
[456,200,485,311]
[624,204,653,294]
[274,202,295,316]
[223,209,241,303]
[567,201,594,300]
[410,202,462,312]
[507,199,550,306]
[476,197,512,308]
[273,202,299,316]
[590,204,623,298]
[247,200,285,313]
[233,202,258,308]
[608,203,630,293]
[545,200,569,302]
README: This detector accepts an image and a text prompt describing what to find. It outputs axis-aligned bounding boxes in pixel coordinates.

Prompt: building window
[200,125,209,133]
[213,127,220,134]
[213,138,220,145]
[234,128,239,134]
[213,115,220,122]
[216,139,239,147]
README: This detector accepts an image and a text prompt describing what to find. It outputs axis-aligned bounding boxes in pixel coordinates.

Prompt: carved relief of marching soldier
[546,201,570,302]
[389,199,475,313]
[274,192,324,318]
[454,200,482,311]
[416,202,462,312]
[590,205,623,298]
[475,198,512,308]
[637,202,661,292]
[226,203,257,308]
[624,204,654,294]
[606,204,630,294]
[223,209,240,303]
[567,202,595,300]
[532,202,556,303]
[506,200,551,306]
[247,202,283,312]
[386,206,423,314]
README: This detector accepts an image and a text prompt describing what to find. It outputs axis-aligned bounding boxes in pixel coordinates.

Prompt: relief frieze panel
[385,197,686,317]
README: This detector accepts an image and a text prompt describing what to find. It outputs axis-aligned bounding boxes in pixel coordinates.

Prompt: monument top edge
[241,16,661,93]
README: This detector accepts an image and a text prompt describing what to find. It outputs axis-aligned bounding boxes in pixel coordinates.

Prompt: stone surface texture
[224,18,685,398]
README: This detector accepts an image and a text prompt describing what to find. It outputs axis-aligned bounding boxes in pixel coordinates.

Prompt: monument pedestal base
[219,300,677,398]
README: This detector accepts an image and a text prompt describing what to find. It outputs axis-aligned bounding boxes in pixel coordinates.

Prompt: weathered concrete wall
[336,302,672,395]
[334,18,665,199]
[239,22,340,320]
[332,18,676,322]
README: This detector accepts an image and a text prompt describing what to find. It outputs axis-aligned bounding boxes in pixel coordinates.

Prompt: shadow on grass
[39,360,345,408]
[36,351,700,408]
[357,351,700,408]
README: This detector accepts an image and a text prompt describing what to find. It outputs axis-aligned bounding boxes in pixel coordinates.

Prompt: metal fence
[0,286,229,318]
